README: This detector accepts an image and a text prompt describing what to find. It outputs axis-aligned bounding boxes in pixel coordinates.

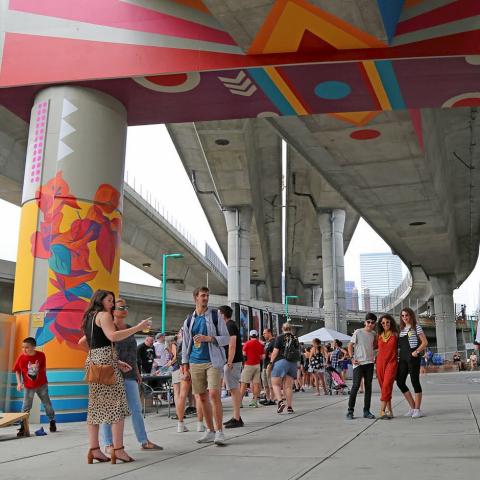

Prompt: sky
[0,125,478,311]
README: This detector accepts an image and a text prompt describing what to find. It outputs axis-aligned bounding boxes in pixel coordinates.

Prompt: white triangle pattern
[59,119,75,140]
[62,99,78,118]
[58,99,78,161]
[57,140,74,162]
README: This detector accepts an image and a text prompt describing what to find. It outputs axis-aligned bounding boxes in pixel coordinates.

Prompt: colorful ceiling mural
[0,0,479,125]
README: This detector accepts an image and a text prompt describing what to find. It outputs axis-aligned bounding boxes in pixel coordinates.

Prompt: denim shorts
[271,359,297,379]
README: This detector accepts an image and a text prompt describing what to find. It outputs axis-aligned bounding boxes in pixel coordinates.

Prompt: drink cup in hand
[139,317,152,333]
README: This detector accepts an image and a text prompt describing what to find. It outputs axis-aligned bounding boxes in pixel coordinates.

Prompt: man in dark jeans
[346,313,377,420]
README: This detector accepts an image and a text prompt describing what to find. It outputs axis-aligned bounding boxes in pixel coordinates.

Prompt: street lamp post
[285,295,299,321]
[161,253,183,334]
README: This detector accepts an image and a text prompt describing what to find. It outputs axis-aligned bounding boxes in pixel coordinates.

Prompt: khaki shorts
[241,364,261,384]
[261,365,272,388]
[190,362,222,394]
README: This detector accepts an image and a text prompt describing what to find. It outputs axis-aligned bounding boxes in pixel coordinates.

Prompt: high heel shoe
[87,447,110,464]
[111,446,134,464]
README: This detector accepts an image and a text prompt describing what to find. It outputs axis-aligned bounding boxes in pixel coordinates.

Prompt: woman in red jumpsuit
[376,314,399,419]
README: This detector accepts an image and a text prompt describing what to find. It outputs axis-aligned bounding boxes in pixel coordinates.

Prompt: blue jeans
[100,379,148,446]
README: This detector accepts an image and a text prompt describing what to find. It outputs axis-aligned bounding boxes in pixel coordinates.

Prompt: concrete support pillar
[223,207,252,305]
[303,286,313,307]
[250,283,257,300]
[430,275,457,356]
[257,282,268,301]
[312,286,322,309]
[318,209,347,332]
[12,87,127,421]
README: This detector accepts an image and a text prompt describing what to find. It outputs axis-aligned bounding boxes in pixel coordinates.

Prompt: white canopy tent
[298,327,351,344]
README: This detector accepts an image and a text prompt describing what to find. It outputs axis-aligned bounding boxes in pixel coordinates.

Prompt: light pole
[285,295,299,321]
[161,253,183,334]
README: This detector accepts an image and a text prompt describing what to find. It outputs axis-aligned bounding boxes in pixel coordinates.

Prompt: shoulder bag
[85,313,116,385]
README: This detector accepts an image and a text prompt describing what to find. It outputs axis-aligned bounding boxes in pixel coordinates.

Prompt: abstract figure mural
[31,172,121,348]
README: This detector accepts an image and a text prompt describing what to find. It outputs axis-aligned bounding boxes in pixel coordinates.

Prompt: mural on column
[31,172,121,348]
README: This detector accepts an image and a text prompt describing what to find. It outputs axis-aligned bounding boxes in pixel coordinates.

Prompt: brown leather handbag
[85,314,116,385]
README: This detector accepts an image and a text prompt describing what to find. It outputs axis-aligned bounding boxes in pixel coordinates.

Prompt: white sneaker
[404,408,414,417]
[197,422,206,432]
[196,430,215,444]
[214,430,226,446]
[177,422,188,433]
[411,409,424,419]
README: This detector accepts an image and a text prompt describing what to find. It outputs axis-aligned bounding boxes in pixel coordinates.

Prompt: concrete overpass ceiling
[169,118,284,302]
[202,0,387,52]
[268,107,480,287]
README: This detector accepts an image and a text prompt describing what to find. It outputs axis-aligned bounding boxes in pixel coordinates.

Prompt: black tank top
[85,312,111,349]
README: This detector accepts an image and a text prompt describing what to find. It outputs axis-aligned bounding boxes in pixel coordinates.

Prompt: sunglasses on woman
[114,305,129,311]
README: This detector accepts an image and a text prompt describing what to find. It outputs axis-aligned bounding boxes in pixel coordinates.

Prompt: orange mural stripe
[249,0,386,54]
[328,111,381,127]
[361,61,392,111]
[276,67,313,115]
[264,66,309,116]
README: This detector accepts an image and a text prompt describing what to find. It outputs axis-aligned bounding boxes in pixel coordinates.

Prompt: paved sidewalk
[1,372,479,479]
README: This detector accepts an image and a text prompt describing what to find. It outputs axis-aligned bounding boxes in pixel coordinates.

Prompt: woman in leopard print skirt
[81,290,151,464]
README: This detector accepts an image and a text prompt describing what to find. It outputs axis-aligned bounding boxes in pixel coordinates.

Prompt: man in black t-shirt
[260,328,275,406]
[137,335,155,374]
[220,305,244,429]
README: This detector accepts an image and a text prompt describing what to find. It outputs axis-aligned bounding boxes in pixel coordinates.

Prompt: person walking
[181,286,230,445]
[271,323,300,414]
[260,328,276,406]
[219,305,244,429]
[309,338,328,395]
[240,330,264,408]
[376,314,398,419]
[99,298,162,451]
[397,308,428,418]
[346,313,377,420]
[81,290,151,464]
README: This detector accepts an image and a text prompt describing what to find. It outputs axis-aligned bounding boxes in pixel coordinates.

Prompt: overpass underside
[0,0,479,422]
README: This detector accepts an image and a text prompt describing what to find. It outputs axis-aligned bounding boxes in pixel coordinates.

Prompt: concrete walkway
[1,372,479,479]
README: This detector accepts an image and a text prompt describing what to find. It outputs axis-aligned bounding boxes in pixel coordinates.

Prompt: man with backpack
[270,323,300,414]
[181,286,230,445]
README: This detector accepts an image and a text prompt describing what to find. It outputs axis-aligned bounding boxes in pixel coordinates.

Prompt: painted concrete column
[430,275,457,356]
[12,87,127,422]
[318,209,347,332]
[250,283,257,300]
[223,207,252,305]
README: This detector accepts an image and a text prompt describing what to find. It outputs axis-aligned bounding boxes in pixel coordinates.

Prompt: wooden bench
[0,412,30,438]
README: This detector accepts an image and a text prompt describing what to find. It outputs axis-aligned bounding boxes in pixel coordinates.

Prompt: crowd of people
[14,285,468,465]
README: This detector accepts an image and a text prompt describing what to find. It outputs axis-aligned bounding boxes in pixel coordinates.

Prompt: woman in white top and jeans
[396,308,428,418]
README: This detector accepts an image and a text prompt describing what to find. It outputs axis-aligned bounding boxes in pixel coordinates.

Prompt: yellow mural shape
[249,0,387,54]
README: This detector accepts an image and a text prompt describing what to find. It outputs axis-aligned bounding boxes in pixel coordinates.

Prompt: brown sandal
[141,441,163,450]
[111,446,134,464]
[87,447,110,464]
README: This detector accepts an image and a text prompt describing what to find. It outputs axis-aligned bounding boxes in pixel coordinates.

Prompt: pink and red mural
[31,172,121,348]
